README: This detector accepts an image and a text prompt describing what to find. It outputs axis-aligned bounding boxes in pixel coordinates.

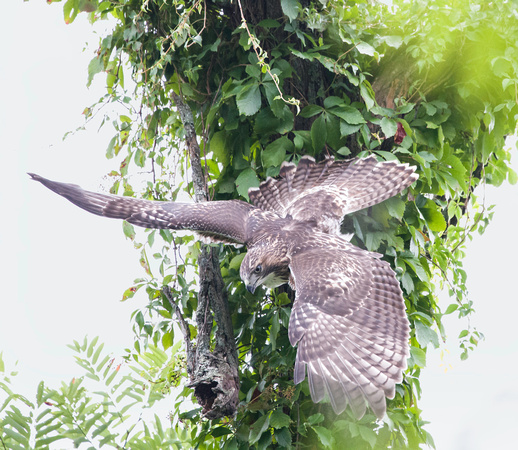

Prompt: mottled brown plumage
[29,155,418,419]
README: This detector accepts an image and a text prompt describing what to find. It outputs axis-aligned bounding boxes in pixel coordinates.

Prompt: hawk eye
[254,264,262,273]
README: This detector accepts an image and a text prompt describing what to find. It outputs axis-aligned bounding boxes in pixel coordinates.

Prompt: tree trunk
[167,92,240,419]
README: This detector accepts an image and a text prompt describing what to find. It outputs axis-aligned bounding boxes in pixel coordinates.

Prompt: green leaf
[161,332,173,350]
[257,19,281,28]
[64,0,80,24]
[410,346,426,368]
[281,0,299,21]
[323,96,345,109]
[384,196,406,220]
[212,426,232,437]
[307,413,324,425]
[270,409,291,429]
[87,56,103,87]
[401,271,414,293]
[312,425,334,448]
[270,311,280,351]
[236,83,261,116]
[311,114,327,152]
[360,81,376,110]
[444,303,459,315]
[229,253,246,271]
[328,106,366,124]
[122,221,136,240]
[356,41,376,56]
[415,321,439,348]
[382,35,403,48]
[380,117,397,137]
[210,131,230,166]
[254,107,294,136]
[262,136,292,168]
[299,104,323,118]
[359,426,377,448]
[442,152,467,191]
[274,427,292,447]
[420,200,447,232]
[340,122,362,136]
[249,414,270,444]
[235,168,260,200]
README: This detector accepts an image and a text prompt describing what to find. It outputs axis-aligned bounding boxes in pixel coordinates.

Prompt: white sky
[1,2,518,449]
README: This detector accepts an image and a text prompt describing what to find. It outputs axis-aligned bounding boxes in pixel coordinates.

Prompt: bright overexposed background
[1,2,517,448]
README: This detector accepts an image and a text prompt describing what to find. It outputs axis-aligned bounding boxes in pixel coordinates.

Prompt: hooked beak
[246,284,256,294]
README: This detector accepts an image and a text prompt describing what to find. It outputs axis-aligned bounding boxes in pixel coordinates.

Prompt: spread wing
[287,233,409,419]
[29,174,254,245]
[248,156,417,234]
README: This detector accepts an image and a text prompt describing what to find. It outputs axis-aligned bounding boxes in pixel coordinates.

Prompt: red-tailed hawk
[29,155,418,419]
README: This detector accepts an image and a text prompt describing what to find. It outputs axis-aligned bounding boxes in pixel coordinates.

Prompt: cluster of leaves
[0,339,193,449]
[14,0,518,448]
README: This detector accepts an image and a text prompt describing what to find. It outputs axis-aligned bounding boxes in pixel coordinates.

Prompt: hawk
[29,155,417,419]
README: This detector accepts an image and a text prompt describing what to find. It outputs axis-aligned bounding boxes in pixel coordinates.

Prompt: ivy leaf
[328,106,366,124]
[311,114,327,152]
[262,136,293,168]
[236,83,261,116]
[235,168,260,200]
[254,107,294,136]
[340,122,362,136]
[380,117,397,138]
[299,104,323,118]
[323,96,344,109]
[281,0,299,22]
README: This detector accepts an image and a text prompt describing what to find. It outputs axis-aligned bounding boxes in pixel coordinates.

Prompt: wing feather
[287,233,409,419]
[248,156,417,234]
[29,174,253,245]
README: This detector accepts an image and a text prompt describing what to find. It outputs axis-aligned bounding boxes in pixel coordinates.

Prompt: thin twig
[162,286,195,377]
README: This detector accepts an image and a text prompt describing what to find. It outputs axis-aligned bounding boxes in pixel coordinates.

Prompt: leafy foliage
[13,0,518,448]
[0,339,193,449]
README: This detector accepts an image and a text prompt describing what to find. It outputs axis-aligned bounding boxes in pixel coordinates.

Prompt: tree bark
[167,92,240,419]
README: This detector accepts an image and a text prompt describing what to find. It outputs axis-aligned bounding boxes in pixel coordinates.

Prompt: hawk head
[240,245,290,294]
